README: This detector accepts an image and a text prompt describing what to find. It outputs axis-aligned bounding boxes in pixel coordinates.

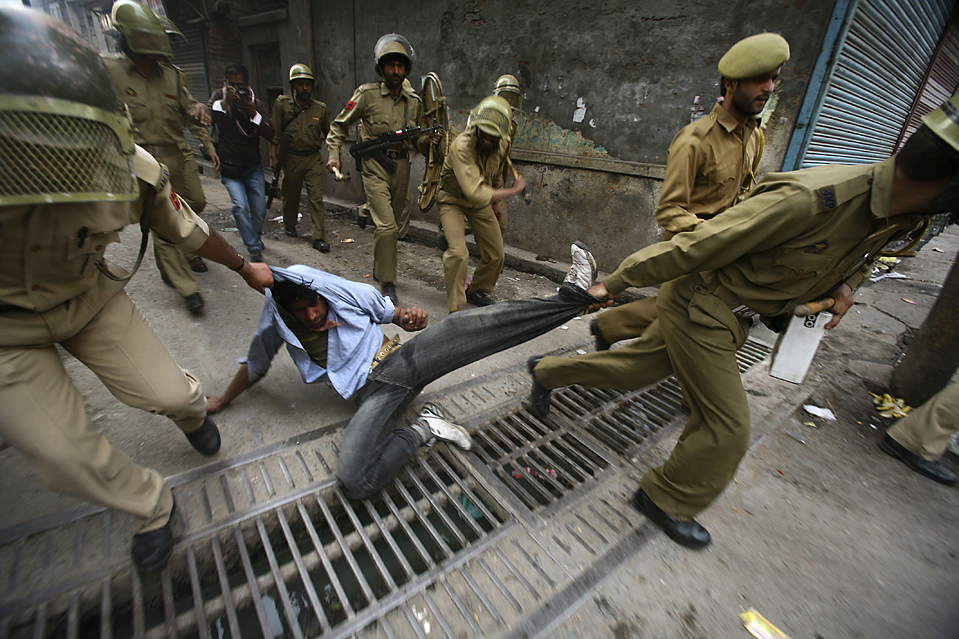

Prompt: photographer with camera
[210,64,274,262]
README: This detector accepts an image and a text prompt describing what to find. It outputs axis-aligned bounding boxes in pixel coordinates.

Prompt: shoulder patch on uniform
[804,240,829,254]
[819,187,837,209]
[170,187,181,210]
[345,100,357,111]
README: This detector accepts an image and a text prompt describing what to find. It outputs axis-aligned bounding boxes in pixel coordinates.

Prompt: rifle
[349,125,442,173]
[266,131,292,209]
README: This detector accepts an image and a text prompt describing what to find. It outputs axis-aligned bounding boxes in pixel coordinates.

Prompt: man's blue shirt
[241,265,395,399]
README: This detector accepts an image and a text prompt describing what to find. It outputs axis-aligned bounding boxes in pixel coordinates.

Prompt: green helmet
[289,63,314,83]
[922,93,959,154]
[493,74,523,111]
[156,14,184,39]
[0,6,137,206]
[373,34,414,76]
[467,95,513,139]
[111,0,172,58]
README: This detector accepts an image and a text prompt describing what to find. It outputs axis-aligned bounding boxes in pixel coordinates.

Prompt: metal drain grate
[0,445,512,639]
[470,410,617,511]
[473,338,773,511]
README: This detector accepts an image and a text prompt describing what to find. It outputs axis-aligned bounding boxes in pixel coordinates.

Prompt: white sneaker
[563,241,597,291]
[415,402,472,450]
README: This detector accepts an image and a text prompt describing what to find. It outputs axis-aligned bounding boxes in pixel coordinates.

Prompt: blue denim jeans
[220,164,266,252]
[336,283,603,499]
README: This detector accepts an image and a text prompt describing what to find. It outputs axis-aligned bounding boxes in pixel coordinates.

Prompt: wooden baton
[793,297,836,317]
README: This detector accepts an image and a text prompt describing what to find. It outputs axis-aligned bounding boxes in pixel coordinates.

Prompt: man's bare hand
[428,130,443,145]
[394,306,428,331]
[824,283,855,330]
[586,281,615,312]
[206,395,227,414]
[512,175,526,192]
[326,157,342,173]
[209,149,221,172]
[190,103,211,126]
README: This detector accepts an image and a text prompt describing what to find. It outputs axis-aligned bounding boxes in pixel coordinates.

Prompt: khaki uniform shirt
[605,158,920,316]
[436,128,508,210]
[272,95,329,154]
[103,55,213,155]
[656,102,761,234]
[0,147,211,345]
[326,81,428,159]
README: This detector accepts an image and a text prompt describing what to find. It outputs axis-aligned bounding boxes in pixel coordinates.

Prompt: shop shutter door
[801,0,955,168]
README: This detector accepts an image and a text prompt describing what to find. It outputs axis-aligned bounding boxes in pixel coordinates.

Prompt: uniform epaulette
[813,171,873,213]
[357,83,379,93]
[133,146,168,192]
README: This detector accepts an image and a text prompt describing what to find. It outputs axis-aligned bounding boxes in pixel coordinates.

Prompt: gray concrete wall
[281,0,837,271]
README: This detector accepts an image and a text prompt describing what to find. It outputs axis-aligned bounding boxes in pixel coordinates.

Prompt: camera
[229,82,251,101]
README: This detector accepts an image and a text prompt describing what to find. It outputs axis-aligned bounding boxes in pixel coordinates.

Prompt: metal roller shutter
[801,0,955,168]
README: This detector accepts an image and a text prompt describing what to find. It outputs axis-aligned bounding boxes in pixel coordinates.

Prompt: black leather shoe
[398,234,414,243]
[381,282,398,305]
[188,257,208,273]
[355,208,368,229]
[284,227,298,238]
[313,239,331,253]
[466,290,496,307]
[184,293,205,317]
[527,356,552,418]
[632,488,711,549]
[590,319,611,351]
[880,434,958,485]
[131,502,176,572]
[248,249,263,263]
[185,417,221,456]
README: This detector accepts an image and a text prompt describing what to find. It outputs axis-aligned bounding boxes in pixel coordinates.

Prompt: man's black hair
[272,280,319,311]
[224,63,249,83]
[896,125,959,182]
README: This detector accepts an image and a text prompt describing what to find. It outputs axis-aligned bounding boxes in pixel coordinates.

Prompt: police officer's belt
[711,284,758,319]
[143,144,176,158]
[370,334,402,373]
[288,149,320,157]
[384,149,408,160]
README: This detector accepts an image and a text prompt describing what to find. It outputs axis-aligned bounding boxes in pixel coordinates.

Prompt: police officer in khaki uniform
[491,74,523,239]
[0,7,273,571]
[882,381,959,486]
[529,95,959,548]
[271,64,331,252]
[103,0,218,316]
[437,96,525,312]
[326,34,437,304]
[588,33,788,351]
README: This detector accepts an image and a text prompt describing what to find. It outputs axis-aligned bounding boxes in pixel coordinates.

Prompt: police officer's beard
[731,85,766,117]
[384,74,404,90]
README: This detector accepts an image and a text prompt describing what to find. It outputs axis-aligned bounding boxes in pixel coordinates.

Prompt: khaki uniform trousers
[281,151,326,240]
[593,295,659,345]
[0,291,206,533]
[153,143,206,297]
[439,202,505,312]
[534,274,751,520]
[888,380,959,460]
[362,157,412,285]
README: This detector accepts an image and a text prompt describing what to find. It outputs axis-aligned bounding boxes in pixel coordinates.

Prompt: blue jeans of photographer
[337,283,602,499]
[221,164,266,253]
